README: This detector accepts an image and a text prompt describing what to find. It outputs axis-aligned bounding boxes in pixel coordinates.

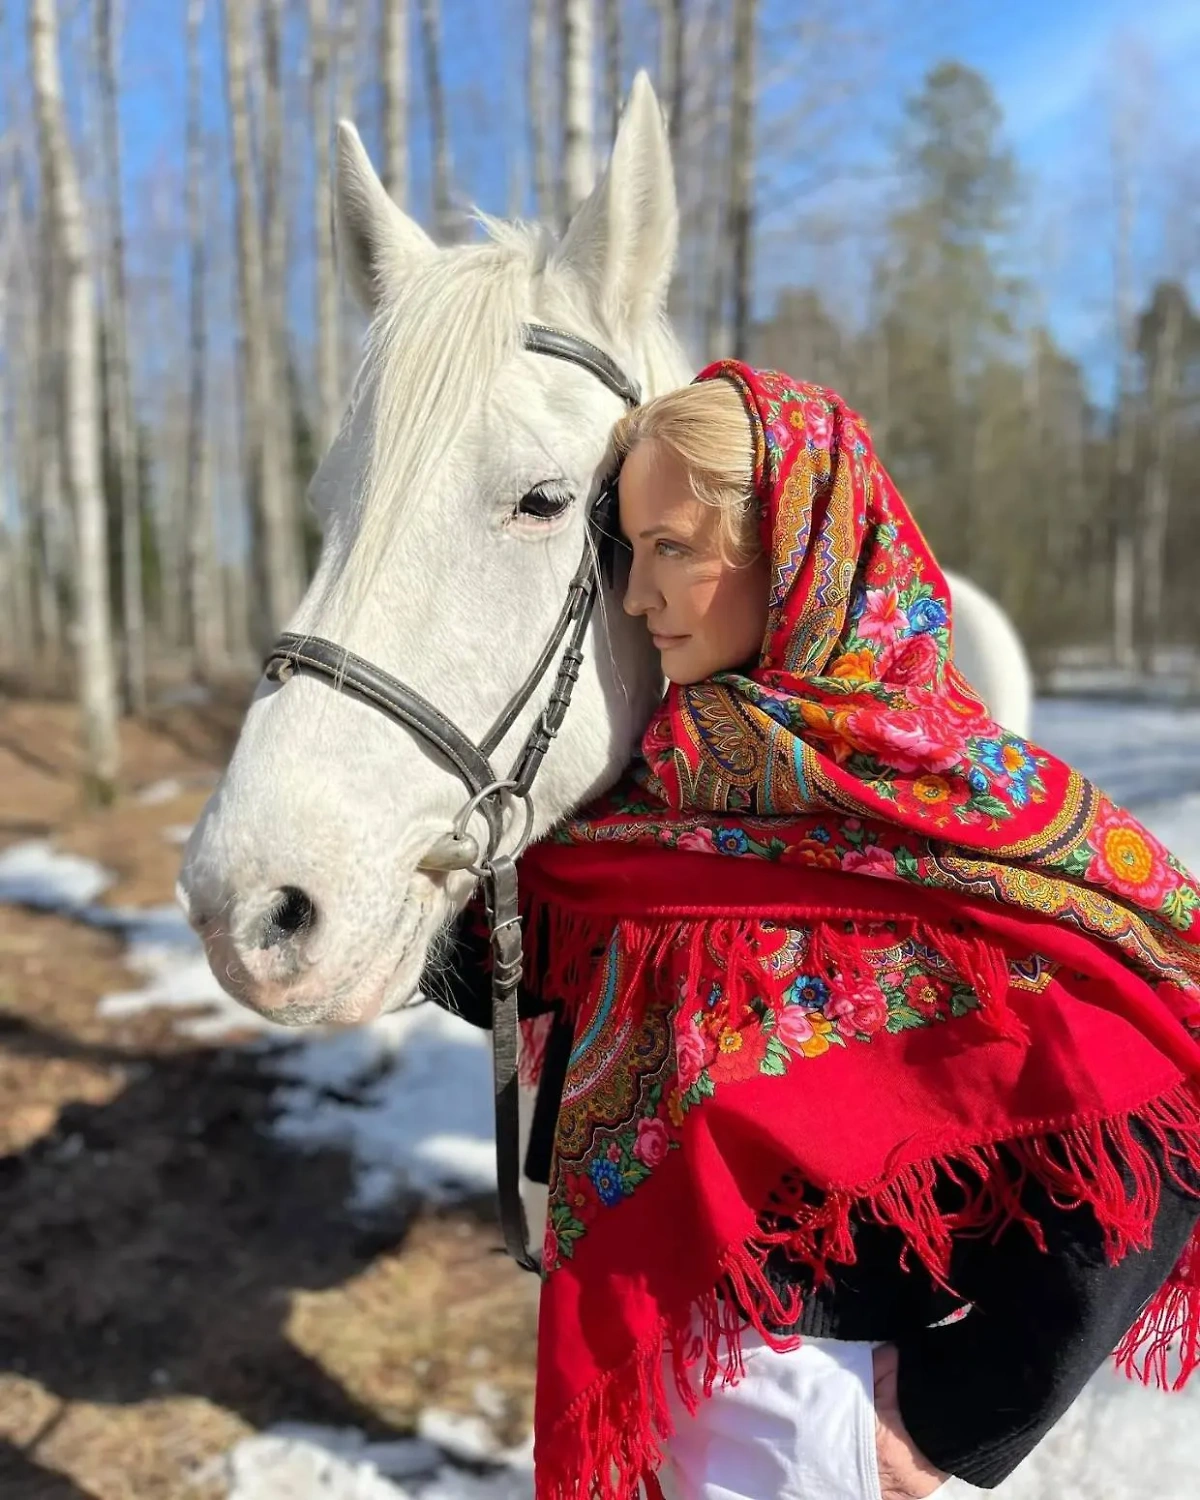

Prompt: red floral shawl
[518,365,1200,1500]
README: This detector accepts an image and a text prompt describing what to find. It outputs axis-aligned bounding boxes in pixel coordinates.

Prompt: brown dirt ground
[0,694,538,1500]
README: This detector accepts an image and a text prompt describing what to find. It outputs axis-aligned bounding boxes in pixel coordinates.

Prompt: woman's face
[618,438,769,686]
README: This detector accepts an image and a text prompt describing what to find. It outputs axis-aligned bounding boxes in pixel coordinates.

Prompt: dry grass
[0,694,537,1499]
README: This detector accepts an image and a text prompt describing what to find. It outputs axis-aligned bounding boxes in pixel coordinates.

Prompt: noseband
[263,324,641,1271]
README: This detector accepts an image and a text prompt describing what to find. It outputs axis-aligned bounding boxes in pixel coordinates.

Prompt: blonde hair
[609,379,760,562]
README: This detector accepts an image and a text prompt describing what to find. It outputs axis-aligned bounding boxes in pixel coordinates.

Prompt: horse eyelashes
[516,484,573,520]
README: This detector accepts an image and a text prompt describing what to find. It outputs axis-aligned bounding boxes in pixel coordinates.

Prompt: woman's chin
[660,654,707,686]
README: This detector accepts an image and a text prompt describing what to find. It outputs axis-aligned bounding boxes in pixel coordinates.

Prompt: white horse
[179,72,1031,1039]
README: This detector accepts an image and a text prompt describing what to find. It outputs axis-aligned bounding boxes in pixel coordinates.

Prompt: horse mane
[336,216,690,617]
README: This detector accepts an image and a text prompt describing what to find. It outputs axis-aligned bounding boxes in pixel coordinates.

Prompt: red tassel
[1115,1220,1200,1390]
[537,1084,1200,1500]
[935,922,1028,1043]
[523,894,616,1017]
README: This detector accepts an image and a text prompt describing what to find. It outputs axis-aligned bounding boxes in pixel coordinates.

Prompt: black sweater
[439,922,1200,1490]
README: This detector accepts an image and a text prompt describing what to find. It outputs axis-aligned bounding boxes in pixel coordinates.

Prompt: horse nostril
[259,885,317,948]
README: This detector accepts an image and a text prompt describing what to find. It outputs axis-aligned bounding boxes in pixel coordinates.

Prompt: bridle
[262,324,641,1272]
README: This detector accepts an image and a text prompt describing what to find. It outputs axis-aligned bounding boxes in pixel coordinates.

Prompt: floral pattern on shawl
[552,368,1200,1012]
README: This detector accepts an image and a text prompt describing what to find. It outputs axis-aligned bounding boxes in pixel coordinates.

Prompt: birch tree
[222,0,302,646]
[727,0,757,360]
[30,0,120,797]
[333,0,359,123]
[380,0,408,206]
[561,0,595,217]
[261,0,301,551]
[1108,89,1141,672]
[417,0,455,242]
[0,174,32,662]
[1138,283,1191,665]
[31,200,67,659]
[96,0,145,712]
[310,0,340,453]
[656,0,685,150]
[528,0,555,223]
[602,0,622,149]
[183,0,220,674]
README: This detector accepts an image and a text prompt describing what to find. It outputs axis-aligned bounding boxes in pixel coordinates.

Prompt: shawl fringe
[536,1080,1200,1500]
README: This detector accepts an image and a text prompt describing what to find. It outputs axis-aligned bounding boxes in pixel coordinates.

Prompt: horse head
[179,74,687,1026]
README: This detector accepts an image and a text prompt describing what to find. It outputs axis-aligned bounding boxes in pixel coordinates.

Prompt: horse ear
[553,71,678,336]
[335,121,435,313]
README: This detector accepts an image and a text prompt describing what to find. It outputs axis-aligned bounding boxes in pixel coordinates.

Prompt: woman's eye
[515,484,573,520]
[655,538,686,558]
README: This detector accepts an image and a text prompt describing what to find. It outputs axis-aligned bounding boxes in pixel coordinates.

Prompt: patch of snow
[415,1409,504,1467]
[0,839,112,910]
[0,840,495,1197]
[1034,700,1200,814]
[135,776,185,806]
[93,900,290,1039]
[224,1433,411,1500]
[220,1421,532,1500]
[0,843,286,1040]
[948,1364,1200,1499]
[252,1425,442,1481]
[266,1005,497,1207]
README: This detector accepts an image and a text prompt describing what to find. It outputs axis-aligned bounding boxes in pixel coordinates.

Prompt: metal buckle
[452,780,536,877]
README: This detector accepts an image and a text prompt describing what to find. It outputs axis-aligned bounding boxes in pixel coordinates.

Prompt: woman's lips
[652,633,690,650]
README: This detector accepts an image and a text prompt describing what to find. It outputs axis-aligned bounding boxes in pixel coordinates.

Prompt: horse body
[178,74,1032,1031]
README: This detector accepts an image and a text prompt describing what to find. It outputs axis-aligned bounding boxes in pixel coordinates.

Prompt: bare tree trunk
[728,0,757,360]
[561,0,595,218]
[1108,76,1142,672]
[657,0,685,150]
[333,0,362,395]
[96,0,146,713]
[602,0,622,148]
[183,0,220,676]
[334,0,359,128]
[1139,295,1183,668]
[417,0,455,241]
[676,0,727,352]
[0,170,35,663]
[310,0,341,454]
[223,0,302,647]
[380,0,408,206]
[261,0,301,556]
[30,0,120,798]
[31,206,67,660]
[528,0,555,224]
[0,190,31,663]
[502,0,527,217]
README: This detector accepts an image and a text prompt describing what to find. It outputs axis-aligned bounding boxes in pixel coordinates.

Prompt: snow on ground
[219,1415,532,1500]
[4,698,1200,1498]
[0,838,114,909]
[0,840,497,1204]
[267,1004,496,1209]
[1033,699,1200,874]
[0,839,290,1041]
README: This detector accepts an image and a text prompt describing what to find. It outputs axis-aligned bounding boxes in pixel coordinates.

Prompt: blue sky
[4,0,1198,397]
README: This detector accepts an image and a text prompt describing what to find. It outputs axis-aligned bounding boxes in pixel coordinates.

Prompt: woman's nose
[623,555,660,617]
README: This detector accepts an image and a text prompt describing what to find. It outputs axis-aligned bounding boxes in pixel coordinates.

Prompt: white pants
[656,1333,883,1500]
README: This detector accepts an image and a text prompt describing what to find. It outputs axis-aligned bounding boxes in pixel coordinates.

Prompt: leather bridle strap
[263,633,505,845]
[521,322,642,408]
[262,323,641,1272]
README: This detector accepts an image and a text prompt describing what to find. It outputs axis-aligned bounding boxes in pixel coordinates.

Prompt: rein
[263,324,641,1271]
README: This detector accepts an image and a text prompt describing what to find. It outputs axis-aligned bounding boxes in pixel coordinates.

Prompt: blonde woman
[446,365,1200,1500]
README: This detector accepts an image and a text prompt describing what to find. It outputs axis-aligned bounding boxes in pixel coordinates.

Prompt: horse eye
[516,484,572,520]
